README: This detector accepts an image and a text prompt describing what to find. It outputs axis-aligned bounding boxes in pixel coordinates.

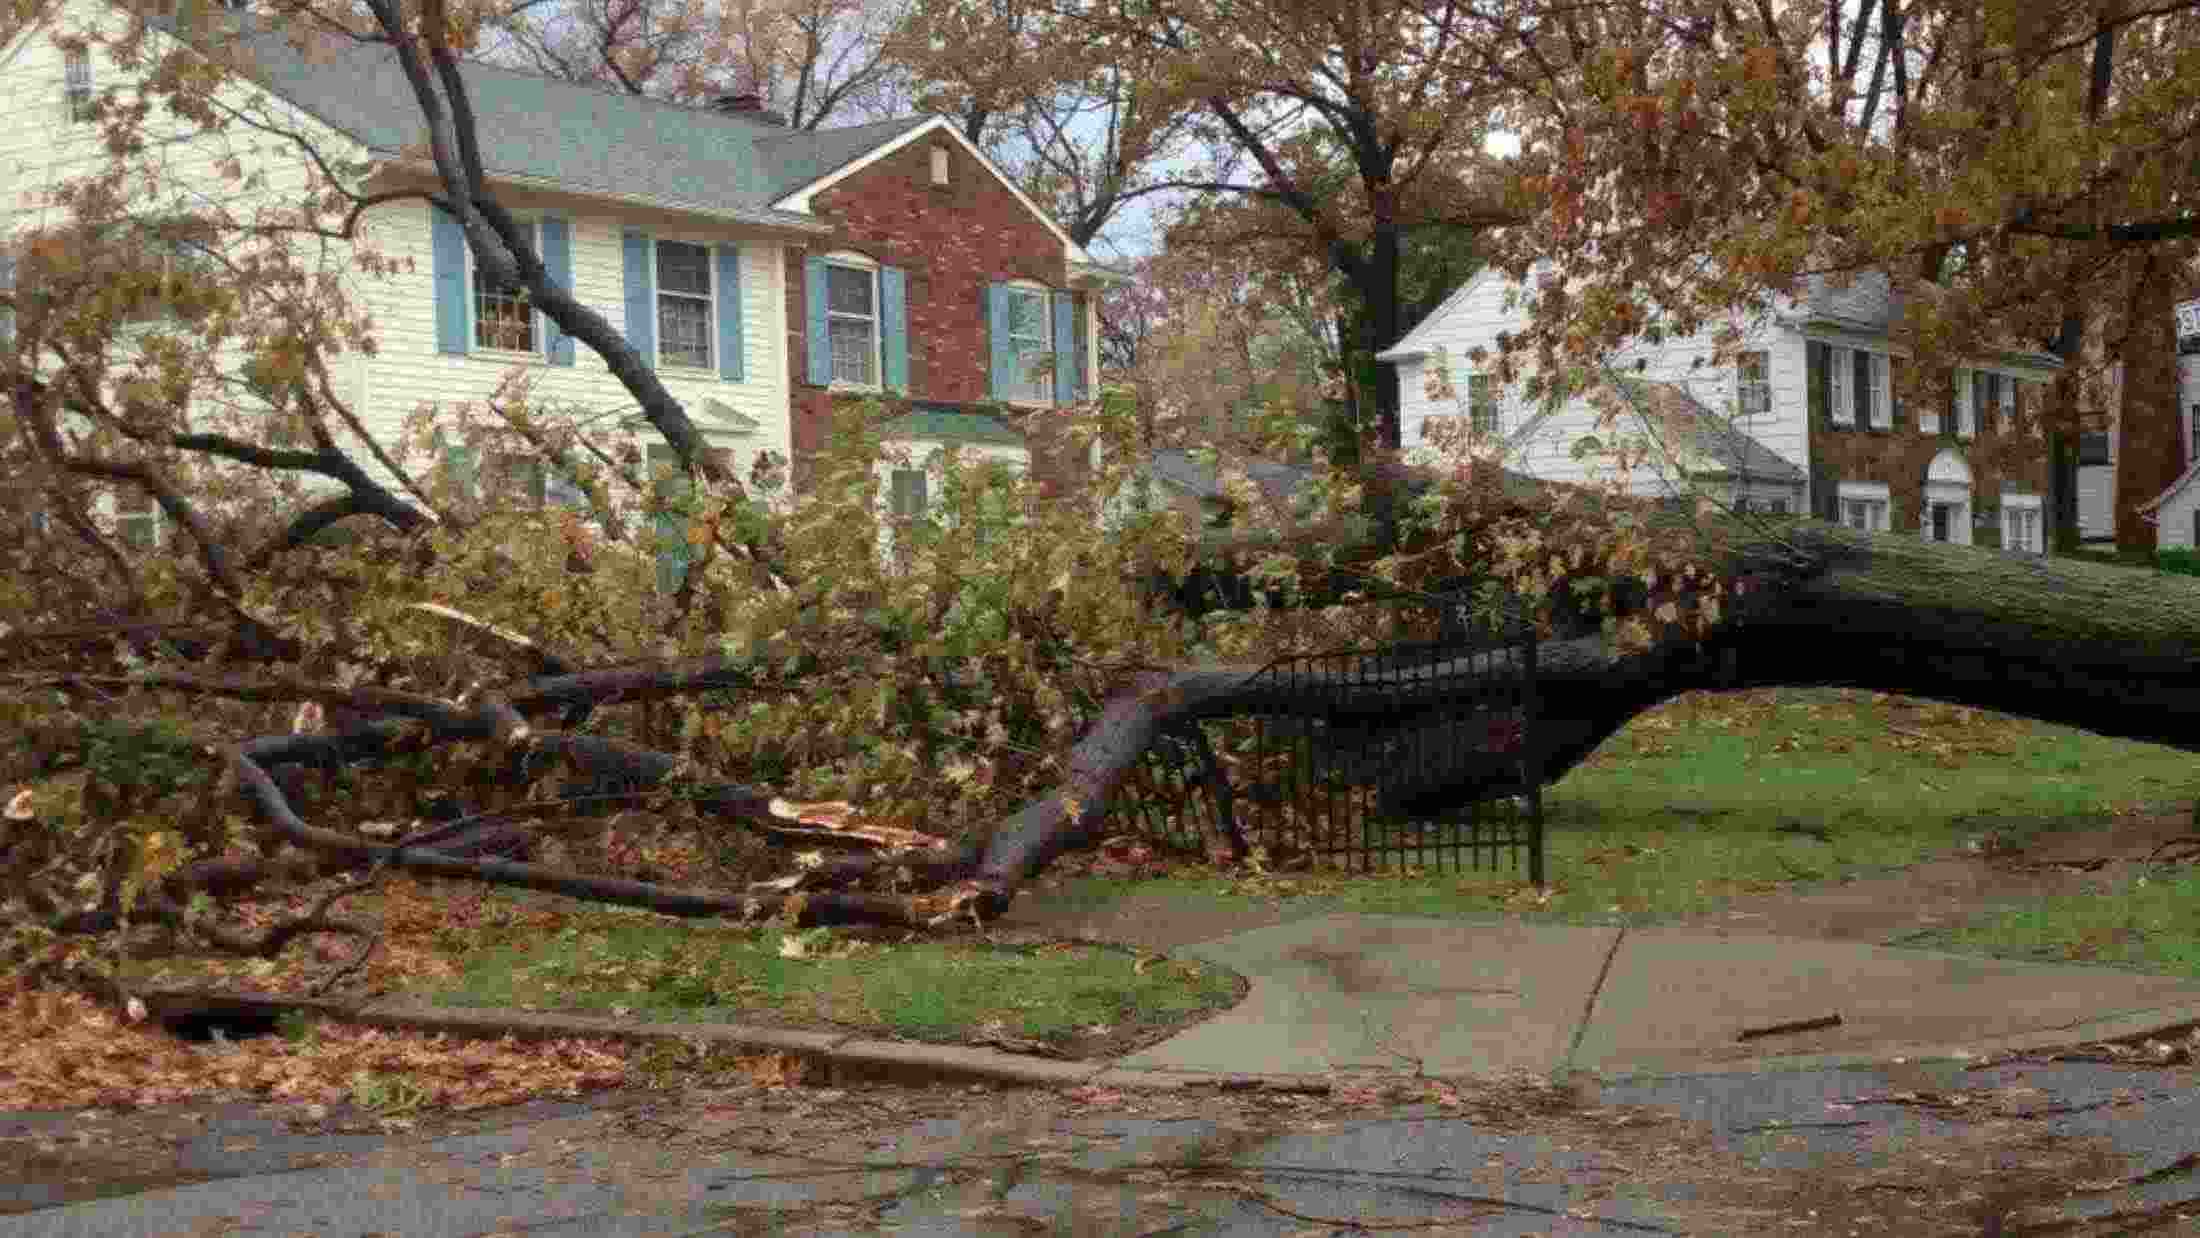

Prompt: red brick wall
[1808,369,2053,546]
[785,133,1070,485]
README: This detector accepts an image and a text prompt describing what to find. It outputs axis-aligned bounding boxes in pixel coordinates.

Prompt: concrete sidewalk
[1116,912,2200,1084]
[253,910,2200,1091]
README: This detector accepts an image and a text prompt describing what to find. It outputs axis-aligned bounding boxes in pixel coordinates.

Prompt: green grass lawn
[1066,686,2200,937]
[424,911,1242,1051]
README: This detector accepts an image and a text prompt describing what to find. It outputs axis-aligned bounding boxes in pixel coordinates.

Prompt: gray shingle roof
[1614,379,1806,482]
[221,26,932,227]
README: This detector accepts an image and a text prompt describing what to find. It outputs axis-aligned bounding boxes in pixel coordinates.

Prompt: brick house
[0,3,1118,554]
[1377,269,2060,551]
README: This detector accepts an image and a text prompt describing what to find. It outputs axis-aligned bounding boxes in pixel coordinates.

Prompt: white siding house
[0,2,1110,563]
[1378,268,1812,510]
[1378,268,2062,544]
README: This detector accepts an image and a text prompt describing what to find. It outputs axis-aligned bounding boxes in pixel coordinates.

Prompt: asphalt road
[5,1057,2198,1236]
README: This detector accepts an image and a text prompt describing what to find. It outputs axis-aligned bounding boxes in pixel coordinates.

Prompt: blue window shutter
[716,245,743,381]
[1051,291,1075,405]
[880,265,908,393]
[622,230,655,366]
[539,216,574,366]
[0,254,15,346]
[430,205,468,355]
[986,282,1012,399]
[804,257,831,385]
[1071,292,1090,400]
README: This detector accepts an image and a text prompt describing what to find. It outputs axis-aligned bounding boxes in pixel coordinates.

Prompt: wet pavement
[7,1057,2199,1235]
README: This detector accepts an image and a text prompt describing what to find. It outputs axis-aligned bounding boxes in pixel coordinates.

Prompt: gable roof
[1374,267,1502,362]
[1615,379,1806,483]
[766,115,1095,266]
[155,23,1027,238]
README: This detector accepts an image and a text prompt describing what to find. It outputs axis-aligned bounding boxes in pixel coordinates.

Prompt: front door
[1931,502,1953,542]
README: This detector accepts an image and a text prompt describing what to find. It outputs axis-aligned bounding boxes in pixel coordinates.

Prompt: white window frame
[64,50,93,124]
[483,450,584,510]
[1003,280,1055,406]
[889,466,928,518]
[929,146,949,186]
[1465,372,1501,437]
[1736,350,1771,419]
[1836,480,1890,532]
[823,251,881,389]
[1868,353,1891,429]
[113,486,162,550]
[463,218,541,357]
[1829,345,1853,426]
[1919,373,1941,434]
[1850,348,1878,429]
[1997,373,2017,435]
[2002,493,2044,554]
[1955,370,1976,440]
[654,238,716,371]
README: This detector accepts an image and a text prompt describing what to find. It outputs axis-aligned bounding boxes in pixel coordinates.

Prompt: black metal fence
[1114,603,1545,884]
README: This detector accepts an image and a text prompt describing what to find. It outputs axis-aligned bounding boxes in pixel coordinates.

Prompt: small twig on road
[1736,1013,1842,1041]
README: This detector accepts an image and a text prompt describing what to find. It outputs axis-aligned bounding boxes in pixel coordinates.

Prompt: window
[1868,353,1891,429]
[0,253,15,345]
[1736,350,1771,418]
[1919,373,1942,434]
[1829,346,1852,426]
[646,441,732,592]
[1970,370,1993,439]
[473,222,538,353]
[1992,373,2014,434]
[826,263,877,385]
[1004,285,1053,404]
[64,51,93,124]
[2191,405,2200,461]
[1842,497,1887,531]
[1837,481,1890,532]
[930,146,949,186]
[114,487,160,549]
[1466,373,1500,437]
[483,451,583,509]
[1851,349,1876,428]
[655,240,714,369]
[1955,370,1977,439]
[2002,496,2043,553]
[889,467,927,517]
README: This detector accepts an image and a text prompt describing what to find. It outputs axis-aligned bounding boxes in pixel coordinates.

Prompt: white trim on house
[2001,489,2043,553]
[1921,448,1973,545]
[771,116,1098,270]
[1376,268,1503,362]
[819,248,883,391]
[1837,480,1892,532]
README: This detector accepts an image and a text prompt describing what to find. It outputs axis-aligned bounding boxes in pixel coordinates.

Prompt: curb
[137,991,2200,1097]
[1583,1000,2200,1086]
[134,988,1344,1095]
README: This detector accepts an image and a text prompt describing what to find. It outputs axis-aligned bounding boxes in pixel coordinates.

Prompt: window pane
[475,271,534,352]
[1852,351,1873,425]
[659,294,712,368]
[827,265,873,316]
[830,316,876,384]
[890,468,927,517]
[657,241,711,296]
[1007,289,1045,341]
[1467,374,1499,435]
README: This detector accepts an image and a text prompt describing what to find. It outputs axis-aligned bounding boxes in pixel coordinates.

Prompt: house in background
[1377,268,2061,551]
[0,2,1115,560]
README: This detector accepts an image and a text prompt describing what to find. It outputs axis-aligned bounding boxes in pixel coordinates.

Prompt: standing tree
[491,0,916,127]
[1487,0,2200,553]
